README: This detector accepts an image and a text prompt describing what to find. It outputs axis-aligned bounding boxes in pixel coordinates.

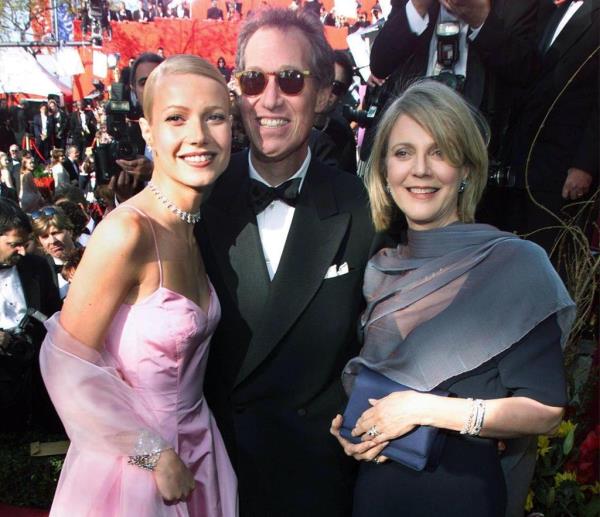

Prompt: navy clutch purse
[340,367,449,471]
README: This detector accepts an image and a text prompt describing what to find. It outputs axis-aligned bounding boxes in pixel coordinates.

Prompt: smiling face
[37,224,75,260]
[386,114,464,231]
[238,27,329,177]
[140,73,231,192]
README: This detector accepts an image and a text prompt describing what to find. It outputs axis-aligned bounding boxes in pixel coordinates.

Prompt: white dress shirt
[0,266,27,329]
[248,149,311,280]
[550,1,584,48]
[406,1,483,79]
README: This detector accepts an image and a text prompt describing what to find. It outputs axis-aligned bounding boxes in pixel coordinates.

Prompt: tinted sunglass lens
[240,71,266,96]
[278,70,304,95]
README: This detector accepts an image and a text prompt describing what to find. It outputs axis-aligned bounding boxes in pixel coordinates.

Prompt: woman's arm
[59,208,149,349]
[352,391,563,444]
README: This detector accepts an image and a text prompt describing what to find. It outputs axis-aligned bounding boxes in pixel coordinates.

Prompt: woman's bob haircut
[365,80,490,232]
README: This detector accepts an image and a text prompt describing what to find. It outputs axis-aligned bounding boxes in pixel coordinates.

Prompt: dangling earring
[385,181,391,194]
[458,179,467,193]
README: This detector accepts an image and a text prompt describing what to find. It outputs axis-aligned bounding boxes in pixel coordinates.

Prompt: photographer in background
[110,52,163,201]
[311,49,358,174]
[367,0,541,169]
[0,198,61,433]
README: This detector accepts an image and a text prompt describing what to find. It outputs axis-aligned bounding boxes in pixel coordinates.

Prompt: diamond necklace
[147,182,202,224]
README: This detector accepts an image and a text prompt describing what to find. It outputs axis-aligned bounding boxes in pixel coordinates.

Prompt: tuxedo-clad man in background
[110,52,163,202]
[0,199,61,433]
[47,98,67,151]
[67,100,96,159]
[62,145,82,186]
[32,103,53,162]
[500,0,599,259]
[198,8,374,517]
[8,144,21,194]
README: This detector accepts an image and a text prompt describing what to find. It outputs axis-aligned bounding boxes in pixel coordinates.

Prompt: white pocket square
[324,262,350,279]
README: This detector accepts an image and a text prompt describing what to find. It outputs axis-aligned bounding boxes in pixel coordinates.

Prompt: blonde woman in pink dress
[39,55,238,516]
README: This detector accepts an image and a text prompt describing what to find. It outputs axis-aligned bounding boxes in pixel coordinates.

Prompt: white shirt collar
[248,148,311,191]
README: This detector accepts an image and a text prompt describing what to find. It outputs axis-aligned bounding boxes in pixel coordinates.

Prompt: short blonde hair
[143,54,228,122]
[365,80,490,231]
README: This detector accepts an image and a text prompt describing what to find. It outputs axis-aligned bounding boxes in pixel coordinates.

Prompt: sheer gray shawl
[342,223,575,393]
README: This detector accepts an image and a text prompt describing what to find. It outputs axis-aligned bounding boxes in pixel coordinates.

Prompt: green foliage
[0,431,64,508]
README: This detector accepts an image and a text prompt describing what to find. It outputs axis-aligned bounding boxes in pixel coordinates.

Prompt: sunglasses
[31,207,59,220]
[236,69,312,96]
[331,80,348,97]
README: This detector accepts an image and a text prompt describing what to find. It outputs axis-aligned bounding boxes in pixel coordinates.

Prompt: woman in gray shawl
[330,81,575,517]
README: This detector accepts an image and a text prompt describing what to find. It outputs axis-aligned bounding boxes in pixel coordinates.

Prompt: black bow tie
[249,178,302,214]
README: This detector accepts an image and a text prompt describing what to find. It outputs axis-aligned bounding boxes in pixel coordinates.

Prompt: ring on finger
[372,456,382,464]
[367,425,381,438]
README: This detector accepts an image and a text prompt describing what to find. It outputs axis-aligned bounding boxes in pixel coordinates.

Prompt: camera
[94,83,136,183]
[488,161,515,188]
[342,85,387,129]
[0,309,47,362]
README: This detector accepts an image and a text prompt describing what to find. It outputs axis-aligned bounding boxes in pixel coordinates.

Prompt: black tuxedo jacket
[32,113,54,143]
[370,0,540,155]
[16,254,62,321]
[67,111,96,144]
[508,0,599,192]
[198,152,374,517]
[133,8,153,21]
[62,157,80,182]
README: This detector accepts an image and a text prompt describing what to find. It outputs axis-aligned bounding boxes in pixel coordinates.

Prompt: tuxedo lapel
[16,260,40,310]
[203,157,271,333]
[234,162,350,387]
[541,1,599,74]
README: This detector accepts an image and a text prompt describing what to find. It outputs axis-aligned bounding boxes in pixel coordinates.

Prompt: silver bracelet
[460,398,475,435]
[128,450,162,471]
[471,399,486,436]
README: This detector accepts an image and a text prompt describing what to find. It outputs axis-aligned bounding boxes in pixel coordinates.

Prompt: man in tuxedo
[206,0,224,20]
[67,100,96,159]
[133,0,153,21]
[32,103,53,162]
[62,145,82,187]
[501,0,598,257]
[198,8,374,517]
[0,199,61,432]
[110,1,132,21]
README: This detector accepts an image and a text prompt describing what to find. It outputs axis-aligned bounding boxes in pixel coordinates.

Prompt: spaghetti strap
[114,204,163,288]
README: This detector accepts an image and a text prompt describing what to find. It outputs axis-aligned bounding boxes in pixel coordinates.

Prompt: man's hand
[442,0,491,28]
[411,0,435,18]
[0,330,12,351]
[366,74,385,88]
[111,156,153,203]
[562,168,593,201]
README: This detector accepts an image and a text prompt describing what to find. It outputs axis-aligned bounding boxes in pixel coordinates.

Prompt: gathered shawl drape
[40,313,170,457]
[342,224,575,393]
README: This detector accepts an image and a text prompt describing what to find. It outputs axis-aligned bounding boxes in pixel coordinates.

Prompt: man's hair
[55,200,87,237]
[235,7,334,89]
[0,198,32,235]
[365,80,490,231]
[143,54,228,123]
[54,184,88,206]
[130,52,165,88]
[31,205,74,238]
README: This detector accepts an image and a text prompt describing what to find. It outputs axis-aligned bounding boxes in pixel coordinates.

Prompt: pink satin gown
[40,206,237,516]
